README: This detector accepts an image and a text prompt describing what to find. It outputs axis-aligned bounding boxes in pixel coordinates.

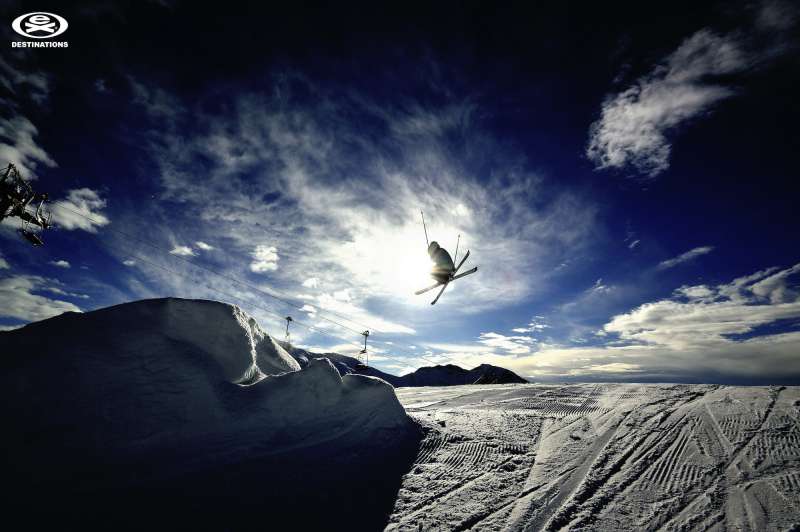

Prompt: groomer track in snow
[388,383,800,531]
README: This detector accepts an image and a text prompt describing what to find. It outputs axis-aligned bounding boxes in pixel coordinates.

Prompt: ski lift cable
[49,203,382,335]
[99,239,424,372]
[359,331,465,368]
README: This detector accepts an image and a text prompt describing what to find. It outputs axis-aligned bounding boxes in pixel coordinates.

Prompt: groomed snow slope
[388,383,800,531]
[0,298,419,529]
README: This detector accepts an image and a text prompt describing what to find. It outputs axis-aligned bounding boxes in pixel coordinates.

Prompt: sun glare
[388,243,436,296]
[330,215,463,303]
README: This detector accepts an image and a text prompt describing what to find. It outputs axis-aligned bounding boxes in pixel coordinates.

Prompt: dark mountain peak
[281,345,528,387]
[467,364,528,385]
[415,364,466,374]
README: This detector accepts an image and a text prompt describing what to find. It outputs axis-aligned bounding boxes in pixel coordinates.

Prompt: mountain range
[281,343,528,386]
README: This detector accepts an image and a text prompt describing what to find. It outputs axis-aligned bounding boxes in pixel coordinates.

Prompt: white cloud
[0,59,54,179]
[628,239,640,249]
[49,260,70,268]
[122,259,136,267]
[588,30,746,177]
[580,362,641,374]
[657,245,714,270]
[51,188,110,232]
[314,291,415,334]
[0,58,49,105]
[250,245,279,273]
[0,115,57,179]
[195,241,214,251]
[426,263,800,382]
[587,1,798,179]
[750,263,800,303]
[0,275,81,322]
[41,285,90,299]
[675,285,714,300]
[516,332,800,382]
[333,289,351,302]
[0,254,9,269]
[169,245,196,256]
[117,73,598,352]
[511,316,550,334]
[478,332,536,355]
[588,278,614,294]
[130,76,597,317]
[424,342,489,355]
[601,264,800,350]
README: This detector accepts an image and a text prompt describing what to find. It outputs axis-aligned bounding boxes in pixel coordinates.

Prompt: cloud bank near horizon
[425,263,800,383]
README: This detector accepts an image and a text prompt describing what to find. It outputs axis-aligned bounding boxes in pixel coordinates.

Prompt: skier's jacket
[428,241,454,282]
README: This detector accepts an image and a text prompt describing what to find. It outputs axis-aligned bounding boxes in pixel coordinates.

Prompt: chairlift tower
[360,330,370,366]
[284,316,293,344]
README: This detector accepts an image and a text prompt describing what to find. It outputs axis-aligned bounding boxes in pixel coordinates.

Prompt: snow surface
[387,383,800,531]
[6,298,797,530]
[0,298,419,529]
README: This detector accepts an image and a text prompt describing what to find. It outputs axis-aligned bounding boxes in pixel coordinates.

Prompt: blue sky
[1,1,799,383]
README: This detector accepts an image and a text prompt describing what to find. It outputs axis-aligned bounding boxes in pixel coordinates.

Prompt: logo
[12,12,68,39]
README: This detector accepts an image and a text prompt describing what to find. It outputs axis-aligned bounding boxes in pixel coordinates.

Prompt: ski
[417,258,476,301]
[415,281,443,295]
[451,266,477,282]
[431,282,449,305]
[452,249,470,275]
[415,212,477,305]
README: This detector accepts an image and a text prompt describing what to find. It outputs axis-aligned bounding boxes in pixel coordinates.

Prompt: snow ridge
[0,297,419,529]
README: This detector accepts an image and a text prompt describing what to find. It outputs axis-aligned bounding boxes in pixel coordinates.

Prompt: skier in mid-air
[415,211,477,305]
[427,241,456,285]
